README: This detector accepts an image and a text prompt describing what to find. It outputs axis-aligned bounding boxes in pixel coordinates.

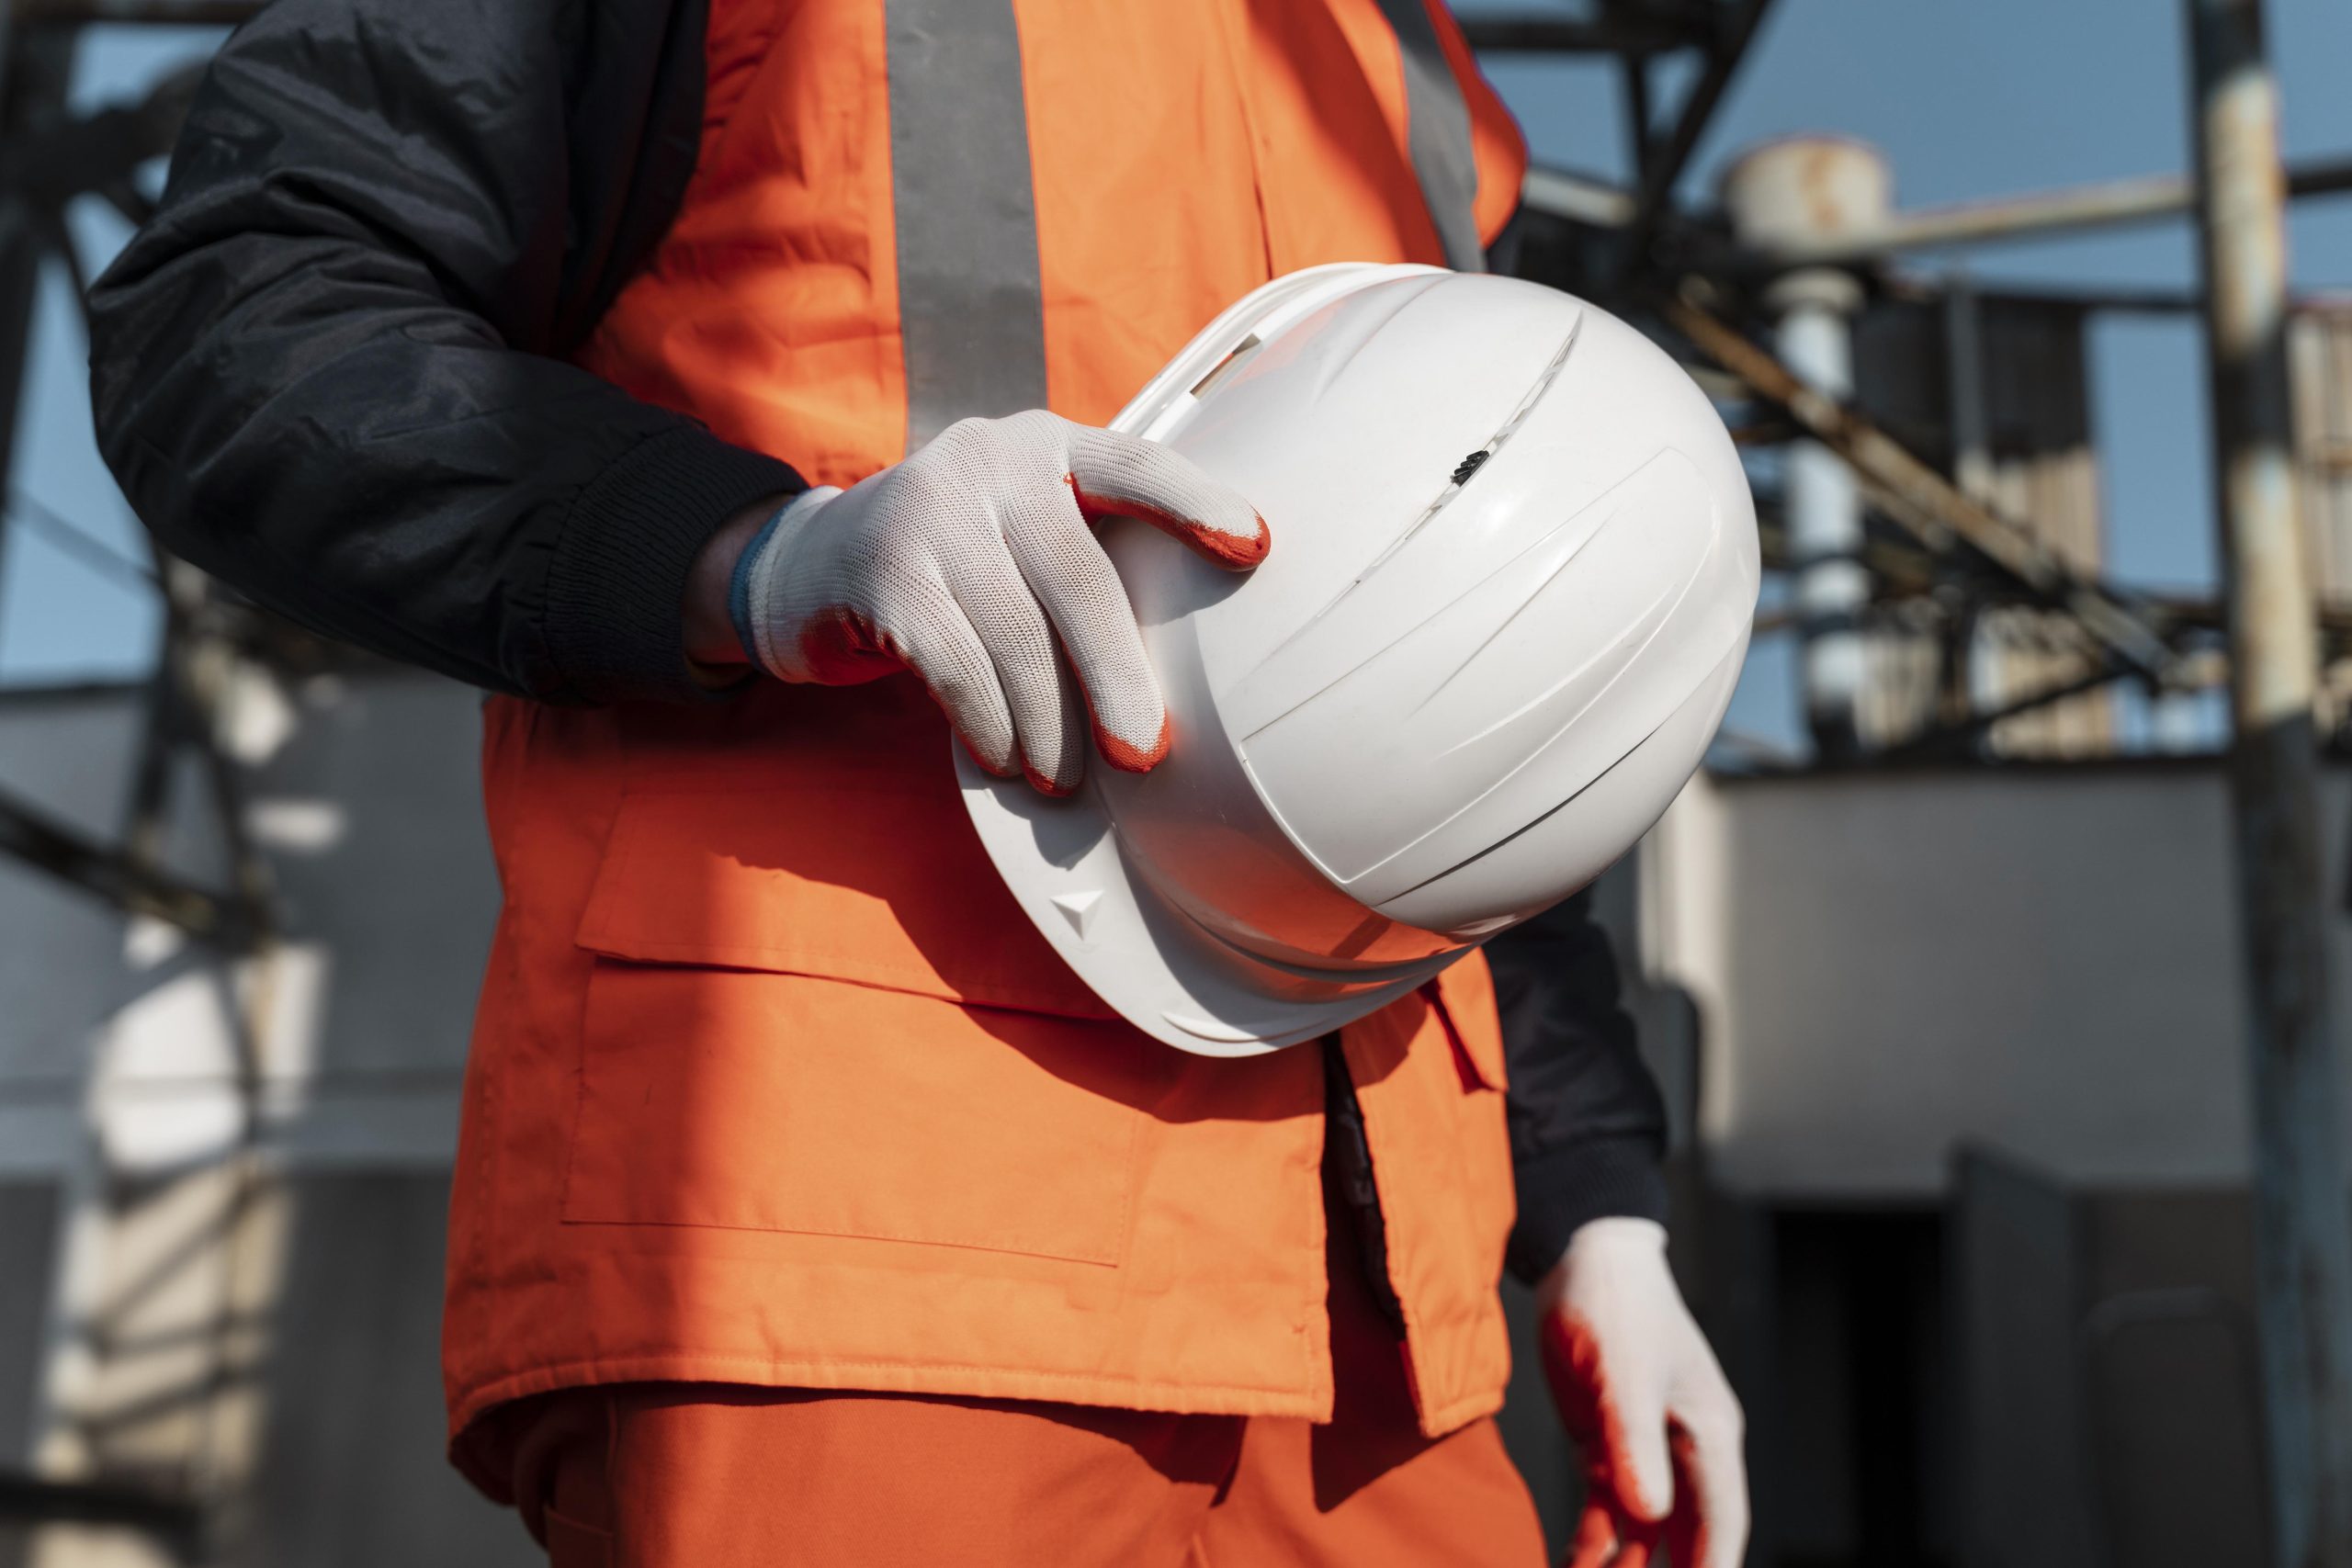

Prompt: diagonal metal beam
[1873,660,2132,762]
[0,784,258,947]
[10,0,259,22]
[1617,0,1777,276]
[0,1469,202,1551]
[1665,284,2185,682]
[1456,13,1698,55]
[1875,645,2232,764]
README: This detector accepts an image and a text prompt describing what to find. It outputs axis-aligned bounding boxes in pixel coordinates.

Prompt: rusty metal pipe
[1520,165,1638,229]
[2189,3,2352,1564]
[1753,153,2352,267]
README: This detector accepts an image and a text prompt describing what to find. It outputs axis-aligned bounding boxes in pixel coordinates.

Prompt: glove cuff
[545,427,805,704]
[730,487,841,677]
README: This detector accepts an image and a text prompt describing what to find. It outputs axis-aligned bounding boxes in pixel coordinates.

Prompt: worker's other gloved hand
[1540,1217,1748,1568]
[729,410,1268,795]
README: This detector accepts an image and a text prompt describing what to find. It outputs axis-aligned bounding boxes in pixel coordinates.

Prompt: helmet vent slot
[1188,333,1262,400]
[1258,316,1583,670]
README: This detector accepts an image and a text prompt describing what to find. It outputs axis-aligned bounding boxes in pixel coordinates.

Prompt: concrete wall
[1647,761,2352,1196]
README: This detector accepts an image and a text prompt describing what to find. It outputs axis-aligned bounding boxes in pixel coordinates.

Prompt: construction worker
[88,3,1747,1564]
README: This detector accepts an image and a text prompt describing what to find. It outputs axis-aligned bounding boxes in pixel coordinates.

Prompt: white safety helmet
[958,264,1758,1055]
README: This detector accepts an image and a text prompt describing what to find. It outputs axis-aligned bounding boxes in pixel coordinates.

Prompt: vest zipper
[1320,1033,1408,1336]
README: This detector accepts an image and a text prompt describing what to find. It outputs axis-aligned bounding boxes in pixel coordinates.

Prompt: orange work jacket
[444,0,1532,1492]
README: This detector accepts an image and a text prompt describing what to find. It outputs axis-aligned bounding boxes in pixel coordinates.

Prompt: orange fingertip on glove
[1069,476,1272,571]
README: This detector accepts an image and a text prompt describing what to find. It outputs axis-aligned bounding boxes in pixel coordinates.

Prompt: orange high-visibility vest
[444,0,1531,1490]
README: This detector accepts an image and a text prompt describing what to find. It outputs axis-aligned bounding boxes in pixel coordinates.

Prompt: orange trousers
[495,1193,1546,1566]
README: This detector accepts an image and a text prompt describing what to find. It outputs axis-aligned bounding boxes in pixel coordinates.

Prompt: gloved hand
[729,410,1268,794]
[1540,1218,1747,1568]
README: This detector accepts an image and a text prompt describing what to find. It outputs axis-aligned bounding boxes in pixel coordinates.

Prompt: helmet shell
[959,265,1758,1054]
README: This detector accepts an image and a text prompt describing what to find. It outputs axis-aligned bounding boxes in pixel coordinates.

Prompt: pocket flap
[575,784,1118,1021]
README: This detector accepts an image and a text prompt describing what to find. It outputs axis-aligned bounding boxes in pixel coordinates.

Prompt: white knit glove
[730,411,1268,793]
[1540,1219,1748,1568]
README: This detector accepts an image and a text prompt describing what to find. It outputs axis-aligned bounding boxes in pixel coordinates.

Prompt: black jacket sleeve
[1489,889,1671,1283]
[87,0,802,705]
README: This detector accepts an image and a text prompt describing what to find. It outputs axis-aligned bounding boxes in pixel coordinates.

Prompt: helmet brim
[956,748,1465,1055]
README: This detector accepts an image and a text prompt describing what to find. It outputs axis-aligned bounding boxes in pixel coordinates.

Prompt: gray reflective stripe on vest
[885,0,1049,451]
[1374,0,1486,273]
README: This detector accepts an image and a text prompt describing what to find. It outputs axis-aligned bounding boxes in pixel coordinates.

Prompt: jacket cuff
[542,423,805,704]
[1506,1134,1670,1285]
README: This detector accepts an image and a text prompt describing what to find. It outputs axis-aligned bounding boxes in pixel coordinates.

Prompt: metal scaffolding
[0,2,276,1551]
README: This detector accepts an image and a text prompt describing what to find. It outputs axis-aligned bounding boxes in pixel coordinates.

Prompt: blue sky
[6,4,2351,750]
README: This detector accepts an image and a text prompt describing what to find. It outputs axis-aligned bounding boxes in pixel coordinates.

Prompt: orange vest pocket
[573,783,1119,1020]
[562,786,1159,1267]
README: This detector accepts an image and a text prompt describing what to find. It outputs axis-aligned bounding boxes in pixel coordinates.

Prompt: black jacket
[86,0,1668,1281]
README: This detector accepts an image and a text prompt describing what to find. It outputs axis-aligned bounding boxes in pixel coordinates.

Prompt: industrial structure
[0,1,2348,1563]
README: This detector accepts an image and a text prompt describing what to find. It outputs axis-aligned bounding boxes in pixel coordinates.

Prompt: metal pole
[2188,3,2352,1564]
[0,20,74,636]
